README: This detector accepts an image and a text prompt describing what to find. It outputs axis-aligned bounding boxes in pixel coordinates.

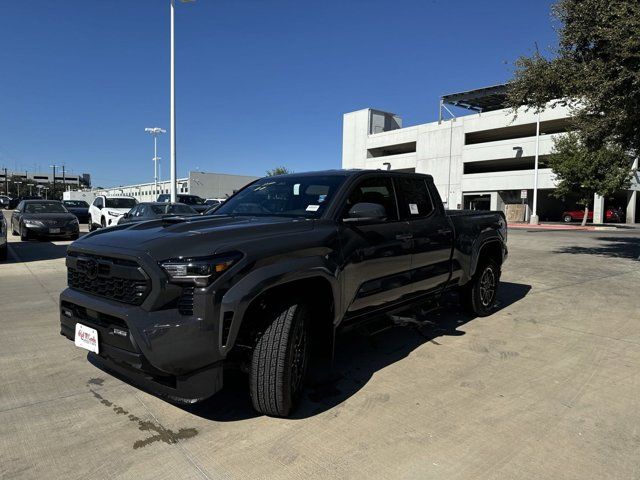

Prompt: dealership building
[95,171,258,202]
[342,85,639,223]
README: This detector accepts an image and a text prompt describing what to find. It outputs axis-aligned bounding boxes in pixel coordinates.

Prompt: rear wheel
[563,214,573,223]
[461,259,500,317]
[249,302,310,417]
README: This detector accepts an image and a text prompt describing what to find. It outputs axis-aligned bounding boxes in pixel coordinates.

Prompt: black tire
[0,244,7,261]
[69,233,79,241]
[563,214,573,223]
[461,259,500,317]
[20,224,29,242]
[88,222,94,232]
[249,302,310,417]
[100,217,106,229]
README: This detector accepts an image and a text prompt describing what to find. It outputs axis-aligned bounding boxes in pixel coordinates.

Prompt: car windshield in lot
[105,198,137,208]
[63,200,89,208]
[213,175,346,218]
[24,202,68,214]
[149,204,197,215]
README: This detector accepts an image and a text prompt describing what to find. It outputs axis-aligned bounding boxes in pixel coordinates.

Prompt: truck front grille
[67,252,151,305]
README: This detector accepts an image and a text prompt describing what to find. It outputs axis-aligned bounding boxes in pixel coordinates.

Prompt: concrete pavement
[1,210,640,479]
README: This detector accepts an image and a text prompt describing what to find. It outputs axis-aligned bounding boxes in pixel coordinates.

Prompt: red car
[562,208,622,223]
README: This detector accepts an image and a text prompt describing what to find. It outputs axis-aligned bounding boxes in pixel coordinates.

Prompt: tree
[266,166,291,177]
[507,0,640,154]
[548,133,633,225]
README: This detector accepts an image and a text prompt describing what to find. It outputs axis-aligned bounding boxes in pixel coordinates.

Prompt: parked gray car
[0,214,7,260]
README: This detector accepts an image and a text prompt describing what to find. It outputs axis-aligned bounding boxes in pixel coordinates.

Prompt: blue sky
[0,0,556,188]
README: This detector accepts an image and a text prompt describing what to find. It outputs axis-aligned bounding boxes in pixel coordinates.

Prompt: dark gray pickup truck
[60,170,507,417]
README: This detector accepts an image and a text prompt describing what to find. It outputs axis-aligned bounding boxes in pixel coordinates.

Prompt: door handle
[437,229,452,235]
[395,233,413,241]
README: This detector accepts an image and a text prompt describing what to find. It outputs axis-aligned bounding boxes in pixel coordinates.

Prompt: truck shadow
[186,281,531,422]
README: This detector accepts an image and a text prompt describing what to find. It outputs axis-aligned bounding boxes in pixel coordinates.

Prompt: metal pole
[170,0,177,203]
[52,165,56,198]
[62,165,66,191]
[154,134,158,198]
[530,112,541,225]
[4,168,7,195]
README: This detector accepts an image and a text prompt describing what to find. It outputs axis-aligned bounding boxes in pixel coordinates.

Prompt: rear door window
[395,177,434,219]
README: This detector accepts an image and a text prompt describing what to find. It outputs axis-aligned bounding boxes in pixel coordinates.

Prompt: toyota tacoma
[60,170,507,417]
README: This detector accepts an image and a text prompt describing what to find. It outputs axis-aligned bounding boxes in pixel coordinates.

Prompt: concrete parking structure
[1,209,639,479]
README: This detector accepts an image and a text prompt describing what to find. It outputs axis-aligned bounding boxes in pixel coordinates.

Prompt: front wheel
[20,224,29,242]
[563,214,573,223]
[249,302,309,417]
[461,260,500,317]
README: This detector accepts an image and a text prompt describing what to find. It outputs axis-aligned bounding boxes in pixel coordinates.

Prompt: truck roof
[271,169,434,181]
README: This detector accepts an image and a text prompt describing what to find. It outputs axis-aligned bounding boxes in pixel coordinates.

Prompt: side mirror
[123,212,130,219]
[343,202,387,223]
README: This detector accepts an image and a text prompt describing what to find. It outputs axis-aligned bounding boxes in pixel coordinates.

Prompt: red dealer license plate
[75,323,99,354]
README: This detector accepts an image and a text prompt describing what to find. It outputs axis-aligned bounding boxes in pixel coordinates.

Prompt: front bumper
[59,283,225,403]
[25,224,79,237]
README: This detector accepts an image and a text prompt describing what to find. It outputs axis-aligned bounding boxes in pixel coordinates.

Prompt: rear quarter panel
[447,210,507,286]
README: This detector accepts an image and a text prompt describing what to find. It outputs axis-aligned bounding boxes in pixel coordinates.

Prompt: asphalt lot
[1,209,640,479]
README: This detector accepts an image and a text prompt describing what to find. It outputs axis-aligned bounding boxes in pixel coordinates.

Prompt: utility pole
[3,168,7,195]
[169,0,196,203]
[62,164,66,192]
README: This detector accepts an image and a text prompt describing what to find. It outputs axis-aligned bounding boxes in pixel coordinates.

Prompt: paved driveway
[1,210,639,479]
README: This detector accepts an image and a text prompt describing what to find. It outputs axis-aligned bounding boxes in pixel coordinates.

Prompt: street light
[145,127,166,199]
[530,112,541,225]
[169,0,196,203]
[50,164,62,198]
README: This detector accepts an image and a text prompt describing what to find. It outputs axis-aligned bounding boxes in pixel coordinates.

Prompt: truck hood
[73,215,315,259]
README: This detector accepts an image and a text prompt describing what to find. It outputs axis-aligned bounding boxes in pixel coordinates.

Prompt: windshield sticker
[293,184,300,195]
[306,204,320,212]
[409,203,419,215]
[318,194,327,203]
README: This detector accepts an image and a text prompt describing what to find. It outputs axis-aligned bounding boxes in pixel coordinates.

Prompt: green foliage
[266,166,292,176]
[507,0,640,153]
[548,133,633,206]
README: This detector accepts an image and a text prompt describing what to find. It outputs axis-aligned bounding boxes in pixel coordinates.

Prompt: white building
[95,171,258,202]
[342,85,639,224]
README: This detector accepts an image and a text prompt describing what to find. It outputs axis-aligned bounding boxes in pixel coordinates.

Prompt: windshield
[180,195,205,205]
[105,198,137,209]
[213,175,347,218]
[63,200,89,208]
[25,202,68,214]
[149,204,197,215]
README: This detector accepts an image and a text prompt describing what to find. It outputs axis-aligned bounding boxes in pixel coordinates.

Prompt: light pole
[43,187,49,200]
[50,164,61,199]
[14,181,22,197]
[145,127,166,199]
[170,0,196,203]
[530,112,541,225]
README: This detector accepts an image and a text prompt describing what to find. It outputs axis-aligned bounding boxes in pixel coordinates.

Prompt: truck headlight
[160,253,241,286]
